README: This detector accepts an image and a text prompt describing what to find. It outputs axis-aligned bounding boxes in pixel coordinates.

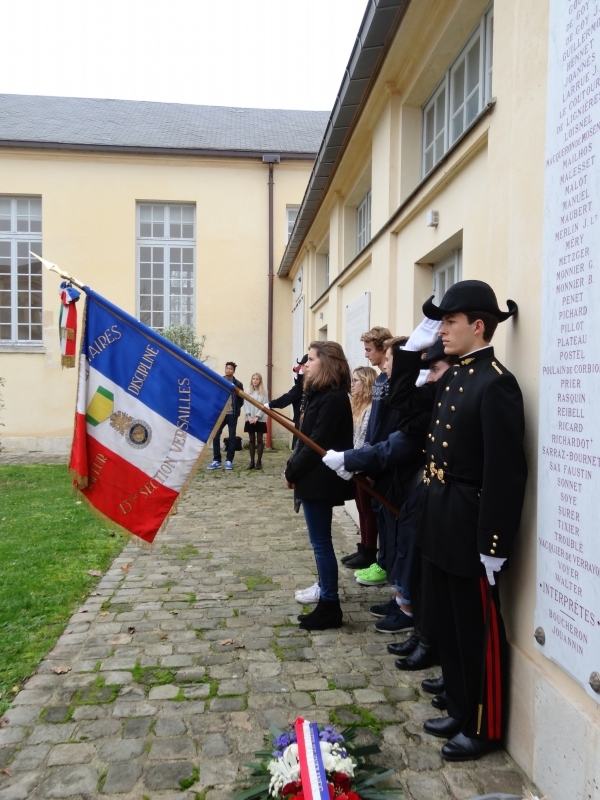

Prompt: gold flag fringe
[61,355,76,368]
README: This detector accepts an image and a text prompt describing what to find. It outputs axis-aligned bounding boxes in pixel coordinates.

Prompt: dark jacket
[387,346,527,577]
[344,430,424,510]
[226,376,244,417]
[270,375,304,424]
[284,386,355,504]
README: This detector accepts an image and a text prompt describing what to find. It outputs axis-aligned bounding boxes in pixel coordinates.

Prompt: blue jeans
[213,414,237,462]
[302,499,338,602]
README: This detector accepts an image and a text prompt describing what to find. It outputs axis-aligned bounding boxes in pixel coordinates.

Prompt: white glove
[322,450,345,471]
[480,554,507,586]
[263,402,270,409]
[404,318,442,352]
[337,467,355,480]
[415,369,429,387]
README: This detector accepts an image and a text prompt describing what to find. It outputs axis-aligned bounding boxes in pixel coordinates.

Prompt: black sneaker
[341,545,361,564]
[375,609,415,634]
[369,598,398,618]
[344,547,377,570]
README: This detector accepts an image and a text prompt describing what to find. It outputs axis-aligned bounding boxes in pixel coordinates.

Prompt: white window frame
[423,77,449,178]
[433,250,462,303]
[356,190,371,254]
[0,196,43,344]
[325,252,330,289]
[136,202,196,332]
[286,206,300,241]
[422,4,493,177]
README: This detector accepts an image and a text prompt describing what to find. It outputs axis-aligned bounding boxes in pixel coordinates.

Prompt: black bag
[223,435,243,452]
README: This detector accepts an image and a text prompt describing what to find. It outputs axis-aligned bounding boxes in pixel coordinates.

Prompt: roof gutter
[0,139,317,160]
[278,0,412,277]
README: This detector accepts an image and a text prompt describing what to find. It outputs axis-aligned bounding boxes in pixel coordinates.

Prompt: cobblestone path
[0,451,537,800]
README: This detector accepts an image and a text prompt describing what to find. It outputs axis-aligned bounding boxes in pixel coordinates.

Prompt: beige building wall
[0,149,311,450]
[284,0,600,796]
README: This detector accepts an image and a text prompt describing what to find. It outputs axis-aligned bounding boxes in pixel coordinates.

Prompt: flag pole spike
[30,252,85,290]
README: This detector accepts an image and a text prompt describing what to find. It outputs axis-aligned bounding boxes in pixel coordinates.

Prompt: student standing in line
[284,341,355,631]
[387,281,527,761]
[343,366,378,569]
[243,372,268,470]
[352,327,402,587]
[207,361,243,471]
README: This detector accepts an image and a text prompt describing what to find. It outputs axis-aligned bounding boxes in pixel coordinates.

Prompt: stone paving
[0,450,539,800]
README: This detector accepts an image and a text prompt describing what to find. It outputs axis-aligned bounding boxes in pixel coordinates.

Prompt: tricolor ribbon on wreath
[58,280,80,368]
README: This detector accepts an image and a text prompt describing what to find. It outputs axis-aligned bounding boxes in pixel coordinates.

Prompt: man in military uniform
[388,280,527,761]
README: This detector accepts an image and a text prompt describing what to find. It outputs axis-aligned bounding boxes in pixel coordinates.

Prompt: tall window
[137,203,195,331]
[287,206,300,241]
[0,197,43,343]
[356,191,371,253]
[422,5,494,176]
[433,250,462,302]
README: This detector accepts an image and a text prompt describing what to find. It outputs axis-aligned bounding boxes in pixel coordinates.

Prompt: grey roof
[279,0,409,275]
[0,94,329,158]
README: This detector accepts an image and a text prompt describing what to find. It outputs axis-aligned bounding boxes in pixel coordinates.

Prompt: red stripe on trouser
[490,600,502,739]
[479,578,502,740]
[79,434,179,543]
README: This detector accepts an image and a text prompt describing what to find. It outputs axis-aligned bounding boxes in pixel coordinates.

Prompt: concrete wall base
[0,436,72,454]
[507,644,600,800]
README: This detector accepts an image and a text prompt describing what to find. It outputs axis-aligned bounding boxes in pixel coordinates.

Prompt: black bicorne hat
[421,338,447,366]
[422,280,518,322]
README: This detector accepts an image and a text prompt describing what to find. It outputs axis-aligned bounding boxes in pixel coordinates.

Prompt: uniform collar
[455,345,494,368]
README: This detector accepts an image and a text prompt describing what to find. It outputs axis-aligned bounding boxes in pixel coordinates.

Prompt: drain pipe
[262,154,280,449]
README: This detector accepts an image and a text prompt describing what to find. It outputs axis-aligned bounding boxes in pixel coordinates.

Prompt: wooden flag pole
[235,387,402,518]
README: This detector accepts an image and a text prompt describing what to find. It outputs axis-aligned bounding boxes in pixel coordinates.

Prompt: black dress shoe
[298,599,343,630]
[421,676,445,694]
[387,630,420,656]
[441,732,499,762]
[423,716,462,739]
[431,692,447,710]
[395,640,439,671]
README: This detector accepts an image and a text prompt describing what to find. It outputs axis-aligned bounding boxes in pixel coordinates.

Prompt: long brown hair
[350,366,376,421]
[304,341,351,392]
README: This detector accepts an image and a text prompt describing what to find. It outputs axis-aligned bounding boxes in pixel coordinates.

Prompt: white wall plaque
[345,292,371,372]
[536,0,600,701]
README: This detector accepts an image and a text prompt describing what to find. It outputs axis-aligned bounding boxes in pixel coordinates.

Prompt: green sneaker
[355,563,387,586]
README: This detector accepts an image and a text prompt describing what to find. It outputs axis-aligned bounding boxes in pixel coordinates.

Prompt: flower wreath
[234,720,400,800]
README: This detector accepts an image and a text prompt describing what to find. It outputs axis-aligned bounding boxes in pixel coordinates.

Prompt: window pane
[425,105,435,148]
[170,223,182,238]
[170,206,181,223]
[31,325,42,340]
[181,223,194,238]
[140,205,151,221]
[435,89,445,136]
[140,222,152,237]
[466,92,479,126]
[452,61,465,114]
[182,206,194,222]
[152,223,164,237]
[466,38,480,96]
[452,114,464,143]
[0,198,10,231]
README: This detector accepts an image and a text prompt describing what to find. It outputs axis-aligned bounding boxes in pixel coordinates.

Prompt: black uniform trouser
[430,561,507,741]
[416,555,437,642]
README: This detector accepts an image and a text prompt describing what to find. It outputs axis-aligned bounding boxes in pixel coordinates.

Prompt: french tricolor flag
[70,288,232,544]
[294,719,330,800]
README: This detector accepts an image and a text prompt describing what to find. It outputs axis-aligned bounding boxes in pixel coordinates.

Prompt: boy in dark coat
[388,281,527,761]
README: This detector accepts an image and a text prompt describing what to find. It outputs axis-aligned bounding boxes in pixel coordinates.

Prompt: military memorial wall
[537,0,600,700]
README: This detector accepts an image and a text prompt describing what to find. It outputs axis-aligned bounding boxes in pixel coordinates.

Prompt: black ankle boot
[395,637,439,671]
[298,599,342,630]
[344,546,377,569]
[255,461,262,470]
[387,629,420,656]
[248,461,255,470]
[341,544,362,564]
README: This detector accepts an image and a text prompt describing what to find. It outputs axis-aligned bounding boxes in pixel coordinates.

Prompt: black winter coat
[388,346,527,578]
[284,387,355,504]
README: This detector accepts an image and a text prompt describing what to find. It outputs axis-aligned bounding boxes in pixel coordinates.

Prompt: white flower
[267,744,301,797]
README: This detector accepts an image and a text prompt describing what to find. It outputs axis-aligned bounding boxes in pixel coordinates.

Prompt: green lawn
[0,465,124,714]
